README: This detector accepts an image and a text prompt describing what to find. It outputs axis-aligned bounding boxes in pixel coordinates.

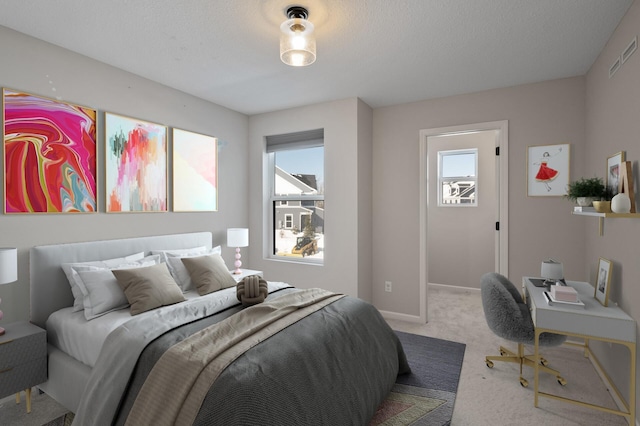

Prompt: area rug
[43,412,74,426]
[369,331,466,426]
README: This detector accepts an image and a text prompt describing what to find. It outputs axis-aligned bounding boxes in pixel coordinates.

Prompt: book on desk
[543,290,585,309]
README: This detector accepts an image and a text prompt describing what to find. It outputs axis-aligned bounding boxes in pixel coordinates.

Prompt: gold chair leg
[484,344,566,386]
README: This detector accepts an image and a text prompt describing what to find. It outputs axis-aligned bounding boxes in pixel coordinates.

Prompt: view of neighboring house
[442,181,475,205]
[274,166,324,233]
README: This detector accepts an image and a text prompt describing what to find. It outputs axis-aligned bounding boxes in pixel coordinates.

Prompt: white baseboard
[379,309,424,323]
[427,282,480,293]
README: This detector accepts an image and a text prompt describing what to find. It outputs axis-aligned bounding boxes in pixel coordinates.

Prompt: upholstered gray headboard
[29,232,213,329]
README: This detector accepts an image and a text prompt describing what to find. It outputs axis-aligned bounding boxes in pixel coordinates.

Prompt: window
[438,149,477,206]
[267,129,324,262]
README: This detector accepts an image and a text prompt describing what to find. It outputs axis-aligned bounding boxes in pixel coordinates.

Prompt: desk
[523,277,636,423]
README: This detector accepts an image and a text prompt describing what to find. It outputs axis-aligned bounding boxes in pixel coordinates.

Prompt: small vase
[576,197,593,207]
[611,193,631,213]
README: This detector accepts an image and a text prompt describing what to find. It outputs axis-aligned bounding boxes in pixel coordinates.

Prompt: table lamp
[541,259,563,285]
[227,228,249,275]
[0,248,18,336]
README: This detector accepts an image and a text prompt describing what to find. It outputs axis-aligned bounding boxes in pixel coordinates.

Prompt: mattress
[46,289,225,367]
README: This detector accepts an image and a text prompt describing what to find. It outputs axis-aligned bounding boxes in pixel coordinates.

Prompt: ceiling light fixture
[280,6,316,67]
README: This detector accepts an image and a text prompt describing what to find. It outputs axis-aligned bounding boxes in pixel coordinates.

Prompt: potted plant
[566,177,606,207]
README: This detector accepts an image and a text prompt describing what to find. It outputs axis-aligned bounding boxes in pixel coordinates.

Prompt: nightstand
[0,321,47,413]
[231,268,264,282]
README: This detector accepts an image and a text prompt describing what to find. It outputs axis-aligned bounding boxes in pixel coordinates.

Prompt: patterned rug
[43,412,74,426]
[369,331,466,426]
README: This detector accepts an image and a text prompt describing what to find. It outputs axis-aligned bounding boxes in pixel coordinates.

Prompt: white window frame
[437,148,478,207]
[266,129,324,265]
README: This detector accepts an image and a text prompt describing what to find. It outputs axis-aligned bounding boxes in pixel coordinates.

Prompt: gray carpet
[0,391,68,426]
[370,331,466,425]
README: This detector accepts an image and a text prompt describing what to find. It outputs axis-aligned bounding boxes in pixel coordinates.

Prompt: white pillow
[73,255,161,320]
[62,251,145,312]
[151,246,208,264]
[159,246,222,292]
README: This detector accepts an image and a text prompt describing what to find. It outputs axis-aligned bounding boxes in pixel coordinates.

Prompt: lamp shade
[280,16,316,66]
[541,259,563,281]
[0,248,17,285]
[227,228,249,248]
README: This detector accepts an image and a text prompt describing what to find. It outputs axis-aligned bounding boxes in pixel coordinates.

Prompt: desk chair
[480,272,567,387]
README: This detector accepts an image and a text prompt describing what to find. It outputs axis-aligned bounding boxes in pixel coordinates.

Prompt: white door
[427,131,496,287]
[418,121,508,321]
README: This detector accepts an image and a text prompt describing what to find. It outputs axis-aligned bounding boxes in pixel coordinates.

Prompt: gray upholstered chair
[480,272,567,387]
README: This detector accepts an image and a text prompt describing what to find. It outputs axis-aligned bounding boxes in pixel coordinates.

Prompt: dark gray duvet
[113,288,409,425]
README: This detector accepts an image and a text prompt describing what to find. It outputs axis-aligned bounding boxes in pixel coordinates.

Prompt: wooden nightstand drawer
[0,357,47,398]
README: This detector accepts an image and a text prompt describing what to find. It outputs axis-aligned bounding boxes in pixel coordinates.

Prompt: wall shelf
[572,211,640,235]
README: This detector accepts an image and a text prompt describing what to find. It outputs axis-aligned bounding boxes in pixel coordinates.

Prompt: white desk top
[523,277,636,343]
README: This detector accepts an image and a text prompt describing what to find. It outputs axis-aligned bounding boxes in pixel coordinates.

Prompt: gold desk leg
[15,392,20,404]
[628,341,636,425]
[584,338,589,358]
[25,388,32,414]
[534,329,540,407]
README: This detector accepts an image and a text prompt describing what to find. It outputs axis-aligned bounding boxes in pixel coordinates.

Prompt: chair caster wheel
[540,357,548,366]
[557,376,567,386]
[499,350,506,356]
[520,377,529,387]
[486,360,494,368]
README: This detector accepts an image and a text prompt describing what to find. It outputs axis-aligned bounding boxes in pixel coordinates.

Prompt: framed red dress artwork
[526,144,570,196]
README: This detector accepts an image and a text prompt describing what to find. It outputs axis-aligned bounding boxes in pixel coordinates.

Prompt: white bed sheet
[46,290,207,367]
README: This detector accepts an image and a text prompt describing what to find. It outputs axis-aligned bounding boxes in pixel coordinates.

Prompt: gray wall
[584,0,640,415]
[372,77,587,316]
[0,27,249,324]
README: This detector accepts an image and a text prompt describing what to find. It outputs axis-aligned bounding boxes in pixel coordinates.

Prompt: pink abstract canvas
[105,113,167,212]
[172,128,217,211]
[3,89,97,213]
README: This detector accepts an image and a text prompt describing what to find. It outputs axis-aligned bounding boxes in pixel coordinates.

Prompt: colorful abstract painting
[105,113,167,212]
[172,128,218,211]
[3,89,97,213]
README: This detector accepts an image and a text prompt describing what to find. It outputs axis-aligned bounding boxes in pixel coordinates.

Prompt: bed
[30,232,409,425]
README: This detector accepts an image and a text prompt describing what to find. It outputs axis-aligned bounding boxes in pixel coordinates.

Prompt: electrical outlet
[385,281,392,292]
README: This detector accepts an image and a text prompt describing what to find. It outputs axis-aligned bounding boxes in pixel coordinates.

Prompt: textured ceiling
[0,0,633,115]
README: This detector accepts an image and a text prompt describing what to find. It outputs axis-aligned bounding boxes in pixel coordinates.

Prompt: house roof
[0,1,633,115]
[275,166,318,195]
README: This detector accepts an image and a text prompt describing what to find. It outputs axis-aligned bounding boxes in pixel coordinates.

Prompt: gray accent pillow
[181,253,237,295]
[165,246,223,292]
[113,262,185,315]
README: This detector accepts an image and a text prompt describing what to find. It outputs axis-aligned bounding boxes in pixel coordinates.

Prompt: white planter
[576,197,593,207]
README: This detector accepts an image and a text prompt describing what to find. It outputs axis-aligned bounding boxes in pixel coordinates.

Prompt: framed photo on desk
[595,257,612,306]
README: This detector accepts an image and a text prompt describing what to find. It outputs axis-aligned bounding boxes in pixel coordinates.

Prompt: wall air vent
[621,36,637,64]
[609,56,621,78]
